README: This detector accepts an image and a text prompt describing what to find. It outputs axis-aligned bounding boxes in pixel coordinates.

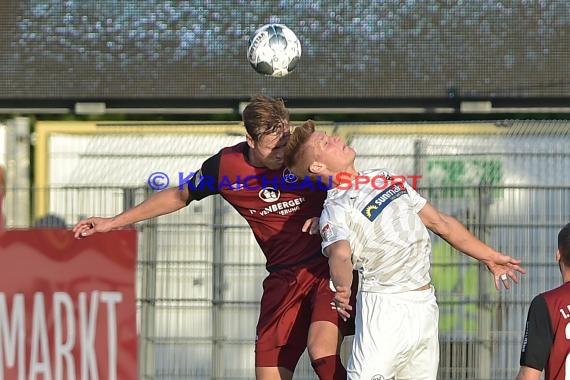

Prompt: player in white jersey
[284,120,526,380]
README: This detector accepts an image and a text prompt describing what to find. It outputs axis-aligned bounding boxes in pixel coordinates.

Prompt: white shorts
[348,286,439,380]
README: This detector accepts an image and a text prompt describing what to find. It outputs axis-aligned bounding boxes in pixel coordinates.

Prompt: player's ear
[556,249,561,262]
[246,133,256,149]
[309,161,325,175]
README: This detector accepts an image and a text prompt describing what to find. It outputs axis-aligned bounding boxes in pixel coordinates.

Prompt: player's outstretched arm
[515,366,542,380]
[418,202,526,290]
[72,187,191,239]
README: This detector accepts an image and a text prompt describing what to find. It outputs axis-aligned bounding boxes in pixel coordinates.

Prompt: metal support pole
[476,185,494,380]
[5,117,31,227]
[212,195,225,379]
[138,186,157,379]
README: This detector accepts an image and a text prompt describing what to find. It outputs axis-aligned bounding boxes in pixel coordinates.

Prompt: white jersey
[320,169,432,293]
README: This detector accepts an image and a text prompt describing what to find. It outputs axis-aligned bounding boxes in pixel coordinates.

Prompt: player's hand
[72,217,114,239]
[331,285,352,321]
[484,252,526,290]
[301,217,320,235]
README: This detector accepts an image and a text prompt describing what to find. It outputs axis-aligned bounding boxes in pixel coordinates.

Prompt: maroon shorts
[255,256,357,370]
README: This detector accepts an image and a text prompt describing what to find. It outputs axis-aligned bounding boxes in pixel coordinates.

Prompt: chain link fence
[4,119,569,379]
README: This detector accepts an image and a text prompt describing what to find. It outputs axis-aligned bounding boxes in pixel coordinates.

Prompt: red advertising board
[0,229,137,380]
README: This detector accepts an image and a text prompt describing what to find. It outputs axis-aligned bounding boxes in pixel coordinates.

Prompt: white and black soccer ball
[247,24,301,77]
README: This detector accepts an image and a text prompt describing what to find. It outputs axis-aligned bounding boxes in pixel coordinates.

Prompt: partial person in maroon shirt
[517,222,570,380]
[72,95,356,380]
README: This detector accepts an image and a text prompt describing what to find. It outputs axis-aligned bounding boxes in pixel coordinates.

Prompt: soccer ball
[247,24,301,77]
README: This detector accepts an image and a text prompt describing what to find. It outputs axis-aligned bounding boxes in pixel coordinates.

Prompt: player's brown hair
[284,120,317,178]
[242,95,289,141]
[558,222,570,266]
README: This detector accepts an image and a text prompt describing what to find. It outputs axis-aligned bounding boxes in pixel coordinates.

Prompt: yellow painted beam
[333,123,502,141]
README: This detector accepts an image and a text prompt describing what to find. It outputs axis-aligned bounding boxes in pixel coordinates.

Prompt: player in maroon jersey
[517,222,570,380]
[72,95,354,380]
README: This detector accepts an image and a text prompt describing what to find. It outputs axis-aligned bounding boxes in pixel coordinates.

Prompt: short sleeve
[519,294,553,371]
[402,176,427,213]
[319,201,351,253]
[186,151,221,201]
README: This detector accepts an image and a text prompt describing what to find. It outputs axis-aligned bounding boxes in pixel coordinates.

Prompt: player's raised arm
[418,202,526,289]
[72,186,191,239]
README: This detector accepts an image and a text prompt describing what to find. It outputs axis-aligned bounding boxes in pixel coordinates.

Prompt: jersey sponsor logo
[259,197,305,216]
[361,185,408,221]
[258,187,280,203]
[371,375,394,380]
[364,204,379,218]
[282,168,298,183]
[321,223,335,242]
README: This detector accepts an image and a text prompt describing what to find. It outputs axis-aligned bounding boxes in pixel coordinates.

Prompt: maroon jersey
[186,142,326,270]
[520,281,570,380]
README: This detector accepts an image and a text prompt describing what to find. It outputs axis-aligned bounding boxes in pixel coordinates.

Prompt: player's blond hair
[284,120,317,178]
